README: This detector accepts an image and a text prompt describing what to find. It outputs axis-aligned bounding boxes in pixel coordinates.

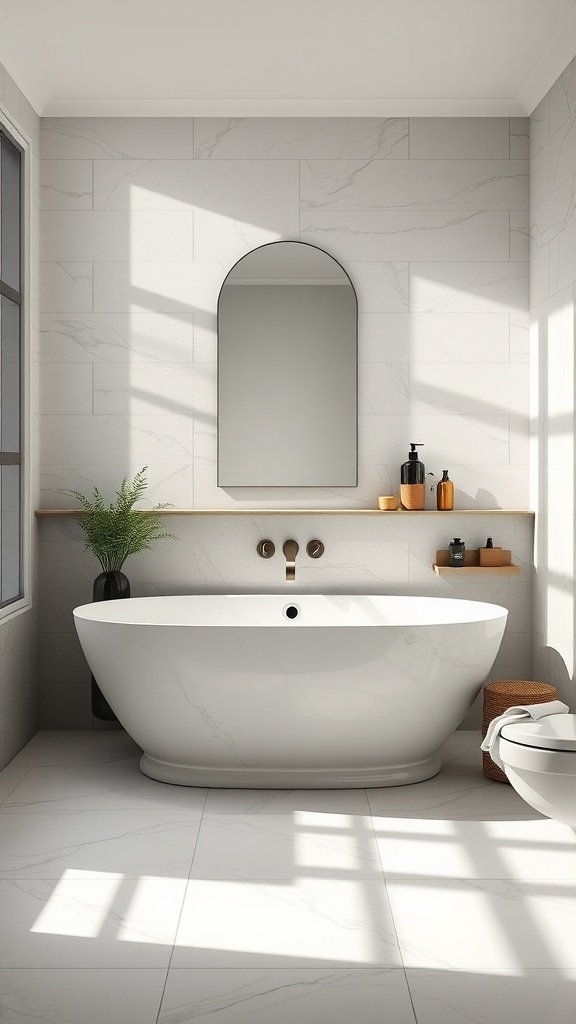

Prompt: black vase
[91,570,130,721]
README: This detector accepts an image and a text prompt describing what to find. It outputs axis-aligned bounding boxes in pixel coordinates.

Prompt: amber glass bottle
[436,469,454,510]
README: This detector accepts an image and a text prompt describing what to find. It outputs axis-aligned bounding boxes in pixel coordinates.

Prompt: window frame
[0,109,30,621]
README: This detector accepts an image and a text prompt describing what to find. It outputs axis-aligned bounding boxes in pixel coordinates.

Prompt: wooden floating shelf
[433,564,521,576]
[35,508,535,518]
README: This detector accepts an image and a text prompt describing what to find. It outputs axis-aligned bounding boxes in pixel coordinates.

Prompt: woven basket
[482,679,558,783]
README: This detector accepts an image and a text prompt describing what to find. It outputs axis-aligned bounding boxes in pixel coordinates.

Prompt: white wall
[37,116,533,727]
[0,64,40,765]
[531,62,576,704]
[38,116,530,510]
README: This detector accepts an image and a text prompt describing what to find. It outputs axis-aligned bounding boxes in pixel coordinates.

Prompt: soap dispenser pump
[401,443,425,510]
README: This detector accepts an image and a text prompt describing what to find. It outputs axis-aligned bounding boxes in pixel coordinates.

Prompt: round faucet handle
[306,540,325,559]
[256,539,275,559]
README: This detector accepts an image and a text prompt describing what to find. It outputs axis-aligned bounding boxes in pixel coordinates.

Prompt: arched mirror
[217,241,357,487]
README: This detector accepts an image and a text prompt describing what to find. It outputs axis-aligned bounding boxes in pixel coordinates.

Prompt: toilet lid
[500,713,576,752]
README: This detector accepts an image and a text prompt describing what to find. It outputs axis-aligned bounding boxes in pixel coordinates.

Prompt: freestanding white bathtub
[74,594,507,788]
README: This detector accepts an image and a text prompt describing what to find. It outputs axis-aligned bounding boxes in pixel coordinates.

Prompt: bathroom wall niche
[217,240,358,486]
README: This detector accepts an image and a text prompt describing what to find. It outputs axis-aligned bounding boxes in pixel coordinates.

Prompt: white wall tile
[40,160,93,210]
[530,94,550,157]
[93,261,224,313]
[301,160,528,211]
[93,363,204,416]
[410,118,509,159]
[359,414,510,466]
[194,117,409,159]
[359,312,509,362]
[345,261,408,311]
[510,211,530,260]
[38,312,194,363]
[39,262,92,312]
[301,211,510,262]
[40,414,194,465]
[510,117,530,159]
[41,211,194,262]
[409,362,529,417]
[40,463,194,509]
[40,364,93,414]
[40,118,194,159]
[409,261,529,313]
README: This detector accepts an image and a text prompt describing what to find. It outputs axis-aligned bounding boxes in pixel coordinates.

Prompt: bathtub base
[139,752,443,789]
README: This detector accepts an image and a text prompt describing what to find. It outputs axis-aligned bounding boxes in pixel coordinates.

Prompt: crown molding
[42,95,526,118]
[517,7,576,114]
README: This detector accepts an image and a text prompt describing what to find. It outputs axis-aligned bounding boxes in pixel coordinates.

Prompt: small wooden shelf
[433,564,521,576]
[433,547,521,576]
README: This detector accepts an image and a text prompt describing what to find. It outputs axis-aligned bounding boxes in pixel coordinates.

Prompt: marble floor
[0,731,574,1022]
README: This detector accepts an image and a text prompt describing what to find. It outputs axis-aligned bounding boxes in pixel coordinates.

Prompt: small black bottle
[449,538,465,567]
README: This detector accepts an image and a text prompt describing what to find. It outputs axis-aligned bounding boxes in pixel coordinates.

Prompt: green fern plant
[70,467,175,573]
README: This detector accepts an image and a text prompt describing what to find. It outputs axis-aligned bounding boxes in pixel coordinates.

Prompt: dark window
[0,130,22,607]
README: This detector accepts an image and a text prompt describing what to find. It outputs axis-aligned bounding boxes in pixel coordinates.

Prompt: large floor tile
[171,877,401,968]
[407,968,576,1024]
[367,759,538,821]
[0,767,30,805]
[0,875,186,967]
[0,968,167,1024]
[190,812,383,880]
[203,788,371,816]
[159,967,416,1023]
[9,730,140,766]
[373,815,576,880]
[0,809,201,878]
[388,877,576,969]
[3,760,206,814]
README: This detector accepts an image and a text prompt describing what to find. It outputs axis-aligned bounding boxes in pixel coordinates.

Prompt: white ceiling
[1,0,576,117]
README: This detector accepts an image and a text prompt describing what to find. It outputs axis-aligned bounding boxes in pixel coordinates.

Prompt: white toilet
[497,713,576,828]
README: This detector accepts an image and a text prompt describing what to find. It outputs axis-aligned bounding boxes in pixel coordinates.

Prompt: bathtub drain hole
[284,605,300,620]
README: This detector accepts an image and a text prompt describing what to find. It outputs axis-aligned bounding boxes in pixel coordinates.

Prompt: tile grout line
[154,784,209,1024]
[365,789,419,1024]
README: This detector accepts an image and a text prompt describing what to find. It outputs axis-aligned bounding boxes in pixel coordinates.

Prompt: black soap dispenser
[401,443,425,510]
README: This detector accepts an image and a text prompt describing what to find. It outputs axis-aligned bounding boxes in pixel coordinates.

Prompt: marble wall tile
[510,117,530,159]
[40,364,93,414]
[301,160,528,211]
[358,311,510,362]
[301,210,510,262]
[40,463,194,509]
[40,160,93,210]
[345,261,408,311]
[40,117,194,159]
[39,634,90,684]
[40,413,194,465]
[409,118,510,159]
[358,414,510,466]
[92,362,203,416]
[93,260,224,313]
[409,261,529,313]
[408,362,529,417]
[37,311,195,363]
[510,211,530,260]
[41,211,194,262]
[194,117,409,159]
[39,262,93,312]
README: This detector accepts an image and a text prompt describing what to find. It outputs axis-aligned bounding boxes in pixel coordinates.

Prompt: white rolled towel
[481,700,569,771]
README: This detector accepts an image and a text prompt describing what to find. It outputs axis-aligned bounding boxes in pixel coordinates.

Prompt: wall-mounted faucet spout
[283,539,299,581]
